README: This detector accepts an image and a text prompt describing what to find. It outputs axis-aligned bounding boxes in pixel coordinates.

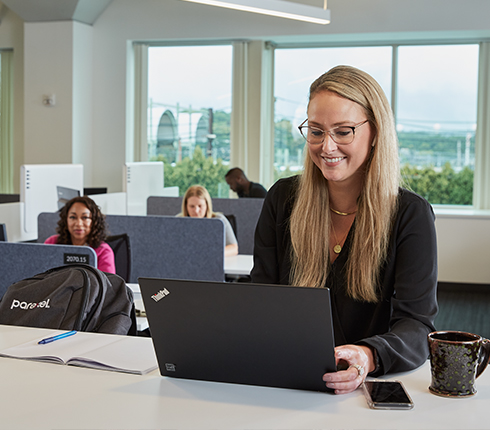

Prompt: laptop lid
[139,277,336,392]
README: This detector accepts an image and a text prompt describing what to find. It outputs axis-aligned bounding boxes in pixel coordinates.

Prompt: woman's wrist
[358,345,376,374]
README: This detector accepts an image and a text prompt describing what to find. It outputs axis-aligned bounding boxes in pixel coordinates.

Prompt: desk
[1,324,489,430]
[127,283,148,331]
[224,254,253,276]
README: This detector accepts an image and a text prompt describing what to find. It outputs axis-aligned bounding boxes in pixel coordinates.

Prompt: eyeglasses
[298,119,369,145]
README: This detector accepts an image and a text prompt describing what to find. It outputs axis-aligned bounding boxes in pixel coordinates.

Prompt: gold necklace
[331,223,349,254]
[330,207,357,216]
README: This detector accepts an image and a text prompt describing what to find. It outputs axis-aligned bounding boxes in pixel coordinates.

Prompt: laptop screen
[139,277,336,392]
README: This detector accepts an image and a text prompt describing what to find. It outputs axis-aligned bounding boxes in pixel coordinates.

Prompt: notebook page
[68,336,158,374]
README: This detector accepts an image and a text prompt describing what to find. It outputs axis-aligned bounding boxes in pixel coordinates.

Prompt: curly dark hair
[56,196,108,248]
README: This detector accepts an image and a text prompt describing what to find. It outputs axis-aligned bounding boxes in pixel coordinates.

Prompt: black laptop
[139,277,336,392]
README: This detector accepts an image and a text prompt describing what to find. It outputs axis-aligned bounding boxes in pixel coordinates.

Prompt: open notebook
[0,330,158,375]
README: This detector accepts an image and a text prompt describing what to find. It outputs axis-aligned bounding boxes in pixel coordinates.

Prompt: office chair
[224,214,237,237]
[105,233,132,283]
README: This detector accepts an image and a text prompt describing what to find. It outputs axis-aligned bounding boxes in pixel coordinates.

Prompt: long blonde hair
[289,65,400,302]
[182,185,214,218]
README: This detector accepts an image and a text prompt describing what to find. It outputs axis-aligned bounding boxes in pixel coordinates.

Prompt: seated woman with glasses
[45,196,116,273]
[251,65,438,394]
[179,185,238,257]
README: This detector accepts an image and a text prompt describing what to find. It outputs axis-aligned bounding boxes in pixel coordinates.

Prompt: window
[147,45,232,197]
[273,44,480,206]
[0,50,14,193]
[140,42,483,206]
[396,44,479,205]
[274,46,392,181]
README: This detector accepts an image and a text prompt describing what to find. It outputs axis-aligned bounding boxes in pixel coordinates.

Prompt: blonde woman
[180,185,238,257]
[251,66,437,394]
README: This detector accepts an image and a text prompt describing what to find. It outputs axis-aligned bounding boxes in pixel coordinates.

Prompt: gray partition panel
[37,212,59,243]
[38,213,225,284]
[147,196,264,255]
[0,242,97,299]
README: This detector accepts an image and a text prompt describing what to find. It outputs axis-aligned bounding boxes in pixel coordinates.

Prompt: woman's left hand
[322,344,375,394]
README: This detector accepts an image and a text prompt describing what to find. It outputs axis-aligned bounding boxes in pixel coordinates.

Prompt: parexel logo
[11,299,51,310]
[151,288,170,302]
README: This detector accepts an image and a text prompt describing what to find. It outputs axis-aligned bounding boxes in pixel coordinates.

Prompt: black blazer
[251,176,438,376]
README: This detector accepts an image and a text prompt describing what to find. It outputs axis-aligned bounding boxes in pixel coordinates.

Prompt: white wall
[24,22,75,164]
[435,213,490,284]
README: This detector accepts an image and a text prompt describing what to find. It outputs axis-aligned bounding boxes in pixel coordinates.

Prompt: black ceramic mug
[428,331,490,397]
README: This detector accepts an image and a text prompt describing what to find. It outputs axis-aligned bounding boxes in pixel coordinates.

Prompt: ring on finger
[349,364,365,377]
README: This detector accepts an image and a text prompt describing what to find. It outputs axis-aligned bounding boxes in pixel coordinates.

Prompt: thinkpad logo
[151,288,170,302]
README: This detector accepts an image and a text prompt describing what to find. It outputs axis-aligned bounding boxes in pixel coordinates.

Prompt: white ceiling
[0,0,326,26]
[1,0,112,25]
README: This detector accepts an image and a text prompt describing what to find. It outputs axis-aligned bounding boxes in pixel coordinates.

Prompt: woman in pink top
[44,196,116,274]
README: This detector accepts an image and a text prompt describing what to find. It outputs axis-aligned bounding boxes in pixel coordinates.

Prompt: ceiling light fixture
[180,0,331,25]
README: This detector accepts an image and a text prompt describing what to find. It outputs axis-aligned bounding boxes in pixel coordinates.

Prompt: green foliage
[401,163,473,205]
[152,147,229,197]
[273,166,301,182]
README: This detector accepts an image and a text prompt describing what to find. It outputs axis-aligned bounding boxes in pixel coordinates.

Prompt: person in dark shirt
[225,168,267,198]
[251,65,438,395]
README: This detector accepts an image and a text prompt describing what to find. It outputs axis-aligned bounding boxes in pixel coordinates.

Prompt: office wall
[435,214,490,284]
[24,22,74,164]
[23,21,94,186]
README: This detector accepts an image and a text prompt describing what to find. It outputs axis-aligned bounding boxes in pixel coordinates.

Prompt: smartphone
[362,380,414,410]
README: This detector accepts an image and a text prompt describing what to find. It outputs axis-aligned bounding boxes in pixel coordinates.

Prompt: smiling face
[186,196,208,218]
[306,90,375,188]
[67,202,92,246]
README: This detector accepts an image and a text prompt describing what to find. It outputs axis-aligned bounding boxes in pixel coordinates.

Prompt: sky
[274,44,479,135]
[147,43,479,142]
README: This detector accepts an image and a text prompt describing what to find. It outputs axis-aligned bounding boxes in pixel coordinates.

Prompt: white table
[1,324,489,430]
[224,254,253,276]
[127,284,149,331]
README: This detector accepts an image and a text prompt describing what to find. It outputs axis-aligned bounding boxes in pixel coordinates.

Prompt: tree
[153,147,229,197]
[401,162,473,205]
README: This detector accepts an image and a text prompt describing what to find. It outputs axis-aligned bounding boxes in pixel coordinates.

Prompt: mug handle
[476,339,490,379]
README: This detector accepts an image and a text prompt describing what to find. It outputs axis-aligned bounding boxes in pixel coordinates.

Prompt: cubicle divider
[147,196,264,255]
[0,242,97,299]
[38,213,226,284]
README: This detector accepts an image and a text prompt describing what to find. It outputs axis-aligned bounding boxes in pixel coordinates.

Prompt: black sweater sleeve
[357,190,438,375]
[251,177,296,285]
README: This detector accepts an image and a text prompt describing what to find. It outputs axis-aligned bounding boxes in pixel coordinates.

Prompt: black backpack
[0,264,136,335]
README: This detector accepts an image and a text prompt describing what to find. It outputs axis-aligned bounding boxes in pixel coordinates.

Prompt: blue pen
[38,330,77,345]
